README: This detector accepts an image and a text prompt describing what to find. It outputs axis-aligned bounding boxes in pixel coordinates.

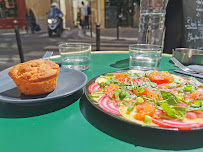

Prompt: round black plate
[85,70,203,132]
[0,68,87,104]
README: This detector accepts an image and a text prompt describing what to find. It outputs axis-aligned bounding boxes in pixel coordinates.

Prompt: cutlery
[42,51,53,61]
[171,57,201,74]
[41,51,61,66]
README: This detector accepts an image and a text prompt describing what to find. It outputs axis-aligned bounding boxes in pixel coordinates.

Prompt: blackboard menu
[182,0,203,49]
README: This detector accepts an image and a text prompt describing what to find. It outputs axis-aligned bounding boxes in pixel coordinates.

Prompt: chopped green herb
[147,93,150,98]
[138,87,145,93]
[107,95,114,101]
[88,95,100,98]
[165,79,182,88]
[127,106,135,112]
[107,73,114,76]
[136,97,144,104]
[183,85,195,92]
[176,93,184,101]
[122,101,135,112]
[187,77,203,88]
[187,106,203,111]
[194,100,202,107]
[114,90,120,101]
[108,100,114,104]
[144,71,155,77]
[144,115,152,124]
[191,104,200,108]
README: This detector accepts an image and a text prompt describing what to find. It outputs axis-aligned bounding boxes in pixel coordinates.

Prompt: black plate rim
[0,68,88,104]
[85,70,203,132]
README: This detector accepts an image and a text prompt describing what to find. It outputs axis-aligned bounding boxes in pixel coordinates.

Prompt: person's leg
[82,17,85,29]
[80,19,83,28]
[86,16,89,29]
[60,18,63,31]
[30,23,35,34]
[85,16,88,29]
[83,17,87,29]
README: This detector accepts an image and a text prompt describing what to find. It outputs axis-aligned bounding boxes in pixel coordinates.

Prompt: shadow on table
[80,94,203,150]
[110,58,129,69]
[0,89,82,118]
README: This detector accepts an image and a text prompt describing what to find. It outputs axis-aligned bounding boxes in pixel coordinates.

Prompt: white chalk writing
[184,1,203,48]
[185,17,203,30]
[187,31,203,42]
[196,0,203,5]
[196,7,203,12]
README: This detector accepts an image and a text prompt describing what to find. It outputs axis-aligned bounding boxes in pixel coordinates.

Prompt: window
[0,0,18,18]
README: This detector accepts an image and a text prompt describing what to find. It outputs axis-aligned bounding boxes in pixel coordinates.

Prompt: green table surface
[1,51,202,152]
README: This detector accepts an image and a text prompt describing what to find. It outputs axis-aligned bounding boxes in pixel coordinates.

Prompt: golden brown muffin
[9,59,60,95]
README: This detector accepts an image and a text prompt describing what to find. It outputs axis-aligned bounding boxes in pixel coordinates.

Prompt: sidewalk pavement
[0,27,139,41]
[85,28,138,41]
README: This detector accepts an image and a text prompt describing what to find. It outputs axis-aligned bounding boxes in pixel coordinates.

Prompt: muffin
[9,59,60,95]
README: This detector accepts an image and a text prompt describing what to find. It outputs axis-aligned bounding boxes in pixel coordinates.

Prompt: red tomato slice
[193,111,203,118]
[192,91,203,100]
[185,112,197,119]
[114,73,131,82]
[149,71,174,84]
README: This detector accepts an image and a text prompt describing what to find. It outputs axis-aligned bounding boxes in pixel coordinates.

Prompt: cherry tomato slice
[149,71,174,84]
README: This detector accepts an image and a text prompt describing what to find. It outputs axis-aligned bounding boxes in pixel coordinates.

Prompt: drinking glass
[140,0,168,14]
[129,44,162,71]
[59,43,91,71]
[138,0,168,47]
[138,13,166,47]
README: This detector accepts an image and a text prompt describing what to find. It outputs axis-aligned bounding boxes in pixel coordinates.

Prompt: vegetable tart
[87,70,203,130]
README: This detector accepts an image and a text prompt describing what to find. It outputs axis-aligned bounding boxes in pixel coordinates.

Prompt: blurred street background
[0,28,138,71]
[0,0,140,71]
[0,0,202,71]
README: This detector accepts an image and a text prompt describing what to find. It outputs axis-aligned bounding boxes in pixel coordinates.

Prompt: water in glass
[129,44,162,71]
[59,43,91,71]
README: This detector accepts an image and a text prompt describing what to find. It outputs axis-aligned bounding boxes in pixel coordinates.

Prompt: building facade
[0,0,140,30]
[0,0,26,29]
[25,0,74,31]
[0,0,74,31]
[72,0,140,29]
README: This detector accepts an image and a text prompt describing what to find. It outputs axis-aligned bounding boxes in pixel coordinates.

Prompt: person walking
[81,1,89,29]
[25,8,36,34]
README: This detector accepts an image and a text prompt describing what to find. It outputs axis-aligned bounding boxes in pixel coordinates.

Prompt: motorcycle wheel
[48,29,52,37]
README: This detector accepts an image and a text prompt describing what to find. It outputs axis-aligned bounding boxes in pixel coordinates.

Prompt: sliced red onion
[98,95,121,116]
[177,103,187,107]
[88,83,100,94]
[152,118,202,130]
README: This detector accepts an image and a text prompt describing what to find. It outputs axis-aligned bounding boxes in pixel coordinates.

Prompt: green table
[0,51,202,152]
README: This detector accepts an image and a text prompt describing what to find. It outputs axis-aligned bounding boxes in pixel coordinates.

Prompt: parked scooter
[47,3,63,37]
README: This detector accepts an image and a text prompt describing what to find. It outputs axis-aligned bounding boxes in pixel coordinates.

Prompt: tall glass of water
[138,0,168,47]
[129,44,162,71]
[59,43,91,71]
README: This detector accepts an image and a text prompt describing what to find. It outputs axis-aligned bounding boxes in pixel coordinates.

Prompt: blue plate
[0,68,87,104]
